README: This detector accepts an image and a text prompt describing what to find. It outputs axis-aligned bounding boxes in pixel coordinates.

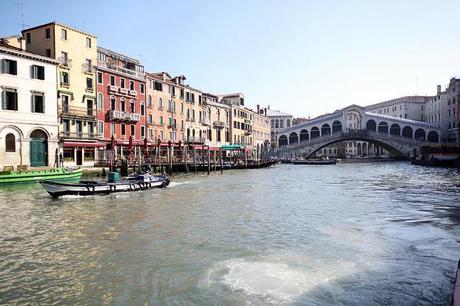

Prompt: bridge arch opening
[414,128,426,141]
[390,123,401,136]
[299,129,309,141]
[278,135,288,146]
[289,132,299,144]
[378,122,389,133]
[321,124,331,136]
[427,131,439,142]
[366,119,376,131]
[311,127,320,138]
[332,121,342,133]
[402,126,413,138]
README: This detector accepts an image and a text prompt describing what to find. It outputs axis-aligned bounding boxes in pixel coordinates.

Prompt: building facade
[202,93,231,147]
[266,107,293,145]
[220,93,254,147]
[0,41,59,168]
[22,22,100,166]
[365,96,430,121]
[96,47,146,157]
[252,105,271,146]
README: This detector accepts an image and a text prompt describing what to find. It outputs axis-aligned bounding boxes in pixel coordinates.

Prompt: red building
[96,47,146,157]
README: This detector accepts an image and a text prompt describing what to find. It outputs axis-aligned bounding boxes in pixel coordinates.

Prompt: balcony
[119,88,129,95]
[86,87,94,93]
[109,110,140,122]
[245,130,252,136]
[108,85,119,93]
[58,57,72,68]
[60,131,97,140]
[97,60,145,79]
[82,63,95,74]
[61,105,95,119]
[129,90,137,96]
[201,118,211,126]
[167,124,177,130]
[185,136,206,144]
[213,120,226,129]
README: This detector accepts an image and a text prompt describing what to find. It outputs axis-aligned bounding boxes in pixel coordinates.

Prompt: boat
[292,159,336,165]
[0,167,83,184]
[40,173,170,198]
[411,144,460,168]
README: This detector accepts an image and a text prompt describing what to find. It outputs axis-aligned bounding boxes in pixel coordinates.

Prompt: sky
[1,0,459,117]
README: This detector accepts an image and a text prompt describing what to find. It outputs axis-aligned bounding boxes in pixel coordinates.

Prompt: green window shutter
[31,94,35,112]
[42,94,45,113]
[13,91,18,110]
[31,65,35,79]
[1,90,6,110]
[1,59,4,73]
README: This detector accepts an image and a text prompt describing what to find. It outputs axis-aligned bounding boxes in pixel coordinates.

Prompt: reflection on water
[0,162,459,305]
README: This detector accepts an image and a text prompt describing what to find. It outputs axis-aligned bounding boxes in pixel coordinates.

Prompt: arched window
[121,98,126,112]
[159,98,163,109]
[130,100,135,113]
[275,119,279,128]
[280,120,284,128]
[147,95,152,108]
[271,120,274,128]
[140,102,145,116]
[5,133,15,152]
[97,92,103,110]
[110,96,116,111]
[286,119,291,127]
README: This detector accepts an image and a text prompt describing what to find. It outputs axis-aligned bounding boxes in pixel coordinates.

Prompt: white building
[365,96,431,121]
[264,107,293,144]
[0,38,59,168]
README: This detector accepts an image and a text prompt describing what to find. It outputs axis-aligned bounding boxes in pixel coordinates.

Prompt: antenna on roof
[14,2,28,30]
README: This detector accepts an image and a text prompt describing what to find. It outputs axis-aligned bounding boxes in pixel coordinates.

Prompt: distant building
[0,39,59,168]
[219,93,254,147]
[202,93,231,147]
[365,96,431,122]
[263,106,293,144]
[252,105,271,147]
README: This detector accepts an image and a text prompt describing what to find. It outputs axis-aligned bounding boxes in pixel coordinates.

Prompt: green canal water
[0,162,459,305]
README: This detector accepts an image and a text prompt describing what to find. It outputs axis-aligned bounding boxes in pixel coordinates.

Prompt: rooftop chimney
[256,104,260,114]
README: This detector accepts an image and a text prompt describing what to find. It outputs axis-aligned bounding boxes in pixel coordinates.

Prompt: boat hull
[292,160,336,165]
[0,168,83,184]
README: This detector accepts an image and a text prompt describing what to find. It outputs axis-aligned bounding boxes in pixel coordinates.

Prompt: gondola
[40,173,170,198]
[292,159,336,165]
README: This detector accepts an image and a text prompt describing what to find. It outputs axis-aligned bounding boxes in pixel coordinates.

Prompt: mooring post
[220,148,223,173]
[193,145,197,173]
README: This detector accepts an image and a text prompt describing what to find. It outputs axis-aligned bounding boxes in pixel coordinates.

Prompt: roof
[22,21,97,38]
[266,109,292,117]
[365,96,432,110]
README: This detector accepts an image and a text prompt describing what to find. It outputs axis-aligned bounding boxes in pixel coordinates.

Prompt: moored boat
[40,173,169,198]
[292,159,336,165]
[0,167,83,184]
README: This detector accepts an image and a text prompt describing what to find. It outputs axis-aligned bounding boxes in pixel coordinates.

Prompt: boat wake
[200,254,357,304]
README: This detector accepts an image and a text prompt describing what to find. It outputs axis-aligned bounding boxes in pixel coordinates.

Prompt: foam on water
[202,255,357,304]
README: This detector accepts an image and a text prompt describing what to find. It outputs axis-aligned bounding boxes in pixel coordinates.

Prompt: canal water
[0,162,459,305]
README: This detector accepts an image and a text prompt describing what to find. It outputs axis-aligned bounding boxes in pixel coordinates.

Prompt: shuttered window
[2,59,17,75]
[2,89,18,111]
[31,93,45,113]
[31,65,45,80]
[5,133,15,152]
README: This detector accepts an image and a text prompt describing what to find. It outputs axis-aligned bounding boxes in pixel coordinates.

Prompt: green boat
[0,168,83,184]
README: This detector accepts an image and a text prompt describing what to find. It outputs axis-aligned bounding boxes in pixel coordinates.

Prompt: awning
[63,142,106,148]
[221,145,243,150]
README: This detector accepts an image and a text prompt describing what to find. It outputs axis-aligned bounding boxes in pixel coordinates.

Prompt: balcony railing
[97,60,145,79]
[61,105,95,118]
[108,85,119,93]
[129,90,137,96]
[109,110,140,121]
[58,57,72,68]
[245,130,252,136]
[185,136,206,144]
[201,118,211,126]
[213,120,226,129]
[119,88,129,95]
[167,124,177,129]
[60,132,97,140]
[82,63,95,74]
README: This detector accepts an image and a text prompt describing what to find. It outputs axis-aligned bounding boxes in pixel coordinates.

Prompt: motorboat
[40,173,170,198]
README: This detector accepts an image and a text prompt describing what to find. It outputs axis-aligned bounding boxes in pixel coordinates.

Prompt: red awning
[63,142,106,148]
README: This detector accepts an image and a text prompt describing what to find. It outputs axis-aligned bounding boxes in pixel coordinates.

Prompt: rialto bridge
[276,105,441,159]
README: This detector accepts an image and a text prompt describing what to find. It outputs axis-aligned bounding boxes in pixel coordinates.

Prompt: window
[2,59,17,75]
[76,121,82,137]
[148,114,153,124]
[121,124,126,136]
[63,119,70,135]
[61,71,69,85]
[84,59,92,73]
[130,80,134,90]
[140,83,144,94]
[45,28,51,39]
[61,29,67,40]
[97,72,103,84]
[60,51,69,66]
[131,125,135,137]
[97,93,103,109]
[159,98,163,110]
[154,82,162,91]
[86,78,93,89]
[45,49,51,57]
[5,133,16,152]
[181,103,184,114]
[110,123,115,136]
[31,65,45,80]
[180,88,184,99]
[26,33,31,44]
[110,75,115,86]
[61,95,69,113]
[159,116,163,125]
[140,103,145,116]
[86,37,92,48]
[121,99,126,112]
[121,78,125,88]
[160,131,163,140]
[148,128,153,140]
[2,89,18,111]
[31,93,45,113]
[148,95,152,107]
[130,100,135,113]
[110,96,116,110]
[141,126,145,139]
[98,121,104,137]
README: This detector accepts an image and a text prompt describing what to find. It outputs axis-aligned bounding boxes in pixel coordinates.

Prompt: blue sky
[1,0,459,117]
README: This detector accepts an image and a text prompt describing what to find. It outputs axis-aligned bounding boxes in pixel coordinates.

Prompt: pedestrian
[59,152,63,167]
